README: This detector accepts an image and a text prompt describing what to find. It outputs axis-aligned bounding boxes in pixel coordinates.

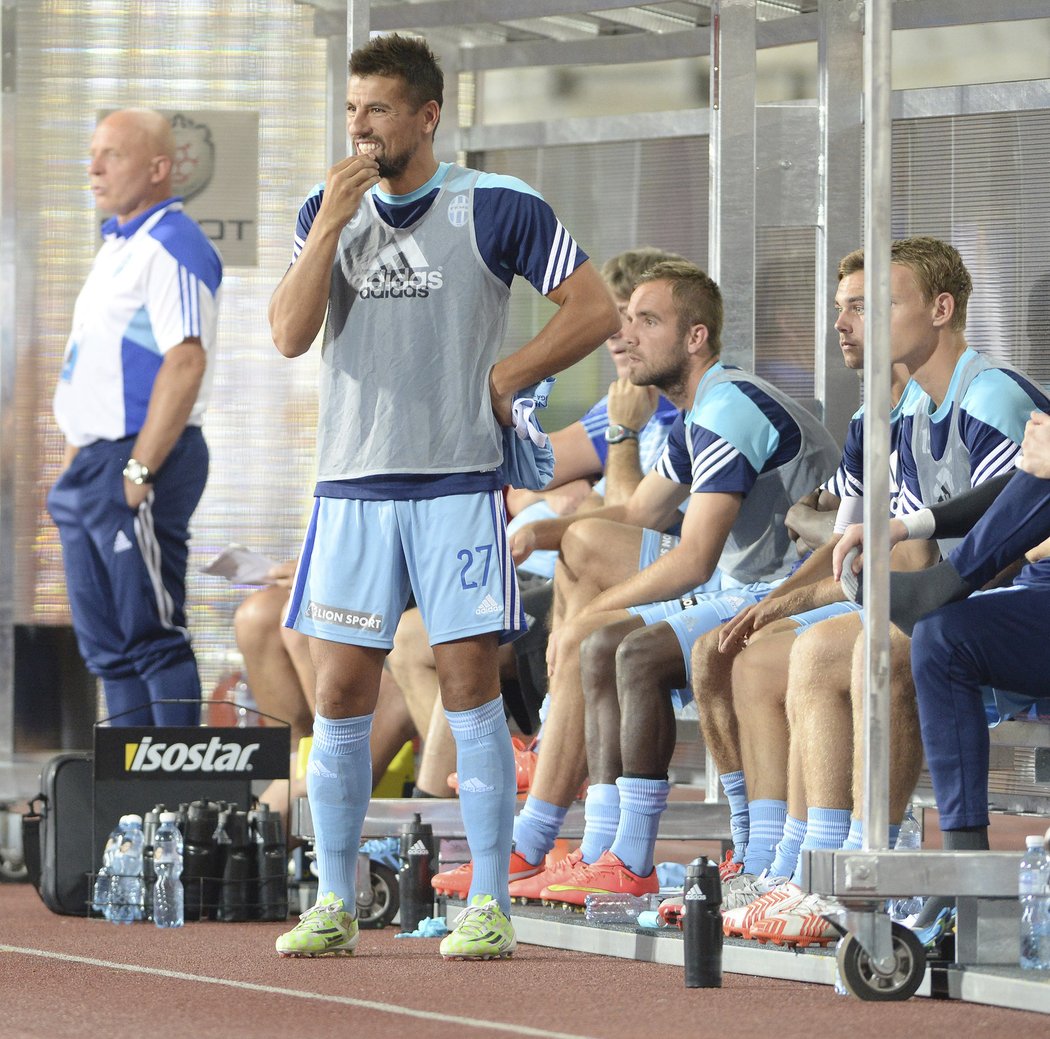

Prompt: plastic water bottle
[583,891,661,923]
[397,813,436,932]
[111,814,145,923]
[230,677,254,728]
[92,819,124,919]
[153,812,184,928]
[683,857,722,988]
[217,809,253,922]
[253,806,288,922]
[1019,834,1050,970]
[889,806,925,922]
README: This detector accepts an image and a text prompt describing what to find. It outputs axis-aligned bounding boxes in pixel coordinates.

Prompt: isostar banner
[94,725,289,781]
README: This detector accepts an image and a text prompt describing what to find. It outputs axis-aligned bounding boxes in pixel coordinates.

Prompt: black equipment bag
[22,752,95,916]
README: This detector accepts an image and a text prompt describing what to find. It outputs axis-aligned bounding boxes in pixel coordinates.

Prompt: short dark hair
[638,260,724,352]
[839,235,973,332]
[349,33,444,114]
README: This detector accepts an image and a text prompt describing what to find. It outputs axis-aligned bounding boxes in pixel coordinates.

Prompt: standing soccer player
[269,34,618,960]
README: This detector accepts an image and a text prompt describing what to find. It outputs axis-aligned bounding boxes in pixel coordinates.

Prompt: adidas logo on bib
[475,594,502,617]
[113,530,133,553]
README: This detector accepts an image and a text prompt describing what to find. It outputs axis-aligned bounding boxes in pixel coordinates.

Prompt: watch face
[605,424,637,444]
[124,460,150,485]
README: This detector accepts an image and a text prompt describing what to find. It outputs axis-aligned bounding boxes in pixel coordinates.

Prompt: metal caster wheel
[836,922,926,1001]
[356,861,400,929]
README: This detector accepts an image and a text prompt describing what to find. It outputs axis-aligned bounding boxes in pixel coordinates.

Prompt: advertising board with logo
[98,109,259,266]
[92,724,289,872]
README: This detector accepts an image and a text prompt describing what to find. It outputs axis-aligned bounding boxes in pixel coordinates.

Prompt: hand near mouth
[316,153,381,231]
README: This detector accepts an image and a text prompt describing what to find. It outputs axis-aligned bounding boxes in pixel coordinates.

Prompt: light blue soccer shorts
[285,491,526,649]
[638,528,747,597]
[629,581,774,694]
[787,600,862,633]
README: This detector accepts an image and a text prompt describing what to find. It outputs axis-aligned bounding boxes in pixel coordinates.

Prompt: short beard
[376,147,412,180]
[634,352,690,400]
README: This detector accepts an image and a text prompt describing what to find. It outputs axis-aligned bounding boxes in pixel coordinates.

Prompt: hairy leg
[235,585,313,742]
[387,608,457,796]
[580,615,646,784]
[850,626,923,823]
[732,624,798,802]
[691,626,742,775]
[617,622,687,777]
[529,607,635,807]
[786,613,860,812]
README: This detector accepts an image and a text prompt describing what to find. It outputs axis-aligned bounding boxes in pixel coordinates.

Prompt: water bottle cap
[159,812,178,823]
[124,814,143,824]
[1026,835,1045,848]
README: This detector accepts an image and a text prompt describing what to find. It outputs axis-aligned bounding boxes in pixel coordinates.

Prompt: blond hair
[838,236,972,332]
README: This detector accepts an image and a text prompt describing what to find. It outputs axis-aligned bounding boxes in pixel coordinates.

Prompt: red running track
[0,882,1044,1039]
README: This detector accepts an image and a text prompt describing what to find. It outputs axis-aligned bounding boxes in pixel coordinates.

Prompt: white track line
[0,944,598,1039]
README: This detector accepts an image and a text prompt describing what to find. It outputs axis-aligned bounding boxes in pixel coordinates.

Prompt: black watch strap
[604,424,639,445]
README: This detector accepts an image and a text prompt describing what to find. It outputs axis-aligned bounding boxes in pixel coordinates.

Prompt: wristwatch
[604,424,639,445]
[123,458,154,486]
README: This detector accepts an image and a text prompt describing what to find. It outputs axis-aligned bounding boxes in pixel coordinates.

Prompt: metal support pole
[0,0,18,764]
[815,0,864,442]
[345,1,371,156]
[326,30,348,167]
[858,0,894,973]
[708,0,756,369]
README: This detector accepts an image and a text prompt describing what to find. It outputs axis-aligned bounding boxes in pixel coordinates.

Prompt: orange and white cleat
[747,891,842,947]
[508,848,584,903]
[717,848,744,881]
[431,849,542,899]
[540,850,659,909]
[722,879,802,938]
[657,895,684,929]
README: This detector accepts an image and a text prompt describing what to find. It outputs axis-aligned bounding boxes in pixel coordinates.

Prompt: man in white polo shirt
[48,108,222,727]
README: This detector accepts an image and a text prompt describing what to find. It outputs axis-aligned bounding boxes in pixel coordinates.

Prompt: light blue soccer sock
[512,795,568,867]
[580,784,620,864]
[791,807,851,886]
[307,712,374,914]
[841,817,865,851]
[609,776,669,878]
[742,799,787,876]
[445,697,516,915]
[769,815,807,880]
[841,817,900,851]
[720,771,749,857]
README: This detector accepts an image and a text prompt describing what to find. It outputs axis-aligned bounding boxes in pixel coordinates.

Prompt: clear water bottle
[92,819,125,919]
[1019,834,1050,970]
[889,806,924,922]
[111,814,145,923]
[584,891,660,923]
[231,678,255,727]
[153,812,185,929]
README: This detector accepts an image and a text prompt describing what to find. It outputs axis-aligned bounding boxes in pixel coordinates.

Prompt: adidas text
[126,735,259,773]
[354,267,443,299]
[475,594,502,617]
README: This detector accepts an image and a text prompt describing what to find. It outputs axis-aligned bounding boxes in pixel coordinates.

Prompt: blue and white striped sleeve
[292,183,325,263]
[147,213,223,353]
[473,173,589,293]
[960,368,1049,487]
